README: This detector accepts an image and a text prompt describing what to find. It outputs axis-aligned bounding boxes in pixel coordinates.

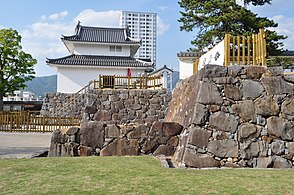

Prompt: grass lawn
[0,156,293,195]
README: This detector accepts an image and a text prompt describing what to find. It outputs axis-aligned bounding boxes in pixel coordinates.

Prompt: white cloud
[158,6,168,11]
[74,9,120,27]
[48,11,68,21]
[157,16,170,36]
[269,15,294,50]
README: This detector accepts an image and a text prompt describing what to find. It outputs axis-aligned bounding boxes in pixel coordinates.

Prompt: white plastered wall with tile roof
[178,59,194,80]
[57,66,146,93]
[71,44,132,57]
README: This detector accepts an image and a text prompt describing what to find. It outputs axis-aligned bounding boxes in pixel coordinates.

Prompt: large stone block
[80,121,105,148]
[224,85,242,101]
[183,148,220,168]
[240,80,264,99]
[261,77,294,95]
[100,138,138,156]
[209,111,239,133]
[51,129,61,143]
[237,124,261,142]
[281,98,294,120]
[240,141,260,159]
[272,156,292,168]
[184,103,208,127]
[202,65,228,78]
[267,116,284,138]
[94,110,112,121]
[106,124,120,138]
[167,136,179,147]
[207,140,238,158]
[188,126,211,148]
[153,145,175,156]
[244,66,267,79]
[149,121,183,137]
[127,124,148,139]
[162,122,183,136]
[267,66,284,76]
[142,137,159,153]
[286,142,294,155]
[79,146,93,156]
[149,121,164,136]
[267,117,294,141]
[48,142,58,157]
[212,77,238,84]
[196,81,223,105]
[228,65,243,77]
[256,157,273,168]
[232,100,255,122]
[65,126,80,136]
[271,141,285,155]
[255,96,280,117]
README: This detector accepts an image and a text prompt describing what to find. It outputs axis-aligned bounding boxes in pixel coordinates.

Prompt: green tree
[0,28,36,111]
[178,0,286,55]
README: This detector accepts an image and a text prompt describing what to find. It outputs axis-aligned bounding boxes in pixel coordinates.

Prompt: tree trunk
[0,92,3,111]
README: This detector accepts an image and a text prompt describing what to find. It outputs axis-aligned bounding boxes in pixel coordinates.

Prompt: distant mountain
[24,75,57,97]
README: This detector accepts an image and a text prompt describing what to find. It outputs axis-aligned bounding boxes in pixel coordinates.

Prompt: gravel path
[0,132,52,159]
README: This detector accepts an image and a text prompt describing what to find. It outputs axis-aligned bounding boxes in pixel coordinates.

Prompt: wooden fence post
[224,33,230,66]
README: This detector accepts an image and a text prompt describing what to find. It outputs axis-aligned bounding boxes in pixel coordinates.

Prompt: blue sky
[0,0,293,76]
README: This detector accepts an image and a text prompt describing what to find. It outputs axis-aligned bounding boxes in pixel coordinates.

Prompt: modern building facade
[120,11,157,65]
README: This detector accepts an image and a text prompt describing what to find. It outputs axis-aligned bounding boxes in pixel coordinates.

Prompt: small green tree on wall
[0,28,37,111]
[178,0,287,56]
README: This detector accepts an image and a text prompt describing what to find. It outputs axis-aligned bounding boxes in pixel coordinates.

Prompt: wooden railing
[0,111,81,133]
[94,75,163,90]
[224,29,266,66]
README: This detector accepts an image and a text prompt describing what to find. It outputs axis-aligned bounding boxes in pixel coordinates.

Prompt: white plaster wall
[74,44,131,56]
[179,59,194,80]
[57,66,146,93]
[198,40,225,70]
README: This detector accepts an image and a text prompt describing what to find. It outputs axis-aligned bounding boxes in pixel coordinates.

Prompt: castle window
[110,46,122,52]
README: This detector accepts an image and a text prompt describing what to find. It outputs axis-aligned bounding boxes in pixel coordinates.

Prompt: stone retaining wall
[42,89,172,125]
[167,65,294,168]
[41,93,87,116]
[48,121,183,157]
[83,89,172,125]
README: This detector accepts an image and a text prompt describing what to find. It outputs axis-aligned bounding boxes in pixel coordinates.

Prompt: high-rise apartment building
[120,11,157,65]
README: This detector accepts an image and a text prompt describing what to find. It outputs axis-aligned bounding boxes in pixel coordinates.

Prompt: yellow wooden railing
[0,111,81,133]
[94,75,163,90]
[224,29,266,66]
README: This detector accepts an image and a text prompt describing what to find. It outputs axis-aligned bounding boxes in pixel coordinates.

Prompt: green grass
[0,156,293,195]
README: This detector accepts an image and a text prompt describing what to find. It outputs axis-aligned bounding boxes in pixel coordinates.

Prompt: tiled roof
[62,23,140,44]
[47,55,154,68]
[177,52,203,58]
[149,65,173,75]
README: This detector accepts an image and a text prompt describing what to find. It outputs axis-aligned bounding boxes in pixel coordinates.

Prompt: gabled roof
[62,22,140,44]
[46,55,154,68]
[149,65,173,75]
